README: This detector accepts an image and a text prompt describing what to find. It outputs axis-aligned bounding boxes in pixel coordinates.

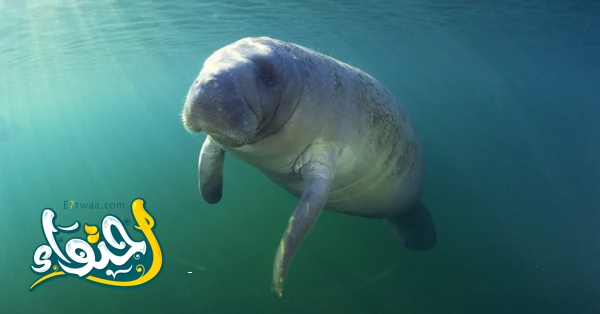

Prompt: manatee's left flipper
[198,136,226,204]
[271,161,333,297]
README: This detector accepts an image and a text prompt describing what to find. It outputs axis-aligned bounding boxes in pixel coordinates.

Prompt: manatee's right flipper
[198,136,225,204]
[382,200,436,251]
[271,162,333,298]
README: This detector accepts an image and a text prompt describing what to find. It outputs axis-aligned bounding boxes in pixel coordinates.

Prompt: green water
[1,1,599,313]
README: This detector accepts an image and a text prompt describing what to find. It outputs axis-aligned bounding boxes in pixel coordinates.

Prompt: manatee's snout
[183,37,303,147]
[182,61,261,147]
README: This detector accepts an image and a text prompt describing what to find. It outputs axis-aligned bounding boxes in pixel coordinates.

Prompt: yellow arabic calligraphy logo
[29,198,163,290]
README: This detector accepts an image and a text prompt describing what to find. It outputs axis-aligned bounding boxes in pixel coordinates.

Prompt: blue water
[1,1,599,313]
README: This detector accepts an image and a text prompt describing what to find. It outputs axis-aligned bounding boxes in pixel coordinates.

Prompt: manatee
[181,37,436,297]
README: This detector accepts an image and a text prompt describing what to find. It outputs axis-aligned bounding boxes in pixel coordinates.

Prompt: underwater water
[1,0,599,313]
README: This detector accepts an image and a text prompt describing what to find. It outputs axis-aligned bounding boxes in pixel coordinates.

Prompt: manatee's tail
[382,200,436,251]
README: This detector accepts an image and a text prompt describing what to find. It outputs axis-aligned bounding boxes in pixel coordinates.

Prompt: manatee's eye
[254,58,276,88]
[205,79,218,88]
[261,67,275,85]
[262,76,274,89]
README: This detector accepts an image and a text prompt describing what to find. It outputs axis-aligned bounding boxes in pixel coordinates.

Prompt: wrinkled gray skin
[182,37,436,297]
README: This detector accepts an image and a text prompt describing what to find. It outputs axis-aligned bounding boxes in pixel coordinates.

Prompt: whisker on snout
[181,109,203,134]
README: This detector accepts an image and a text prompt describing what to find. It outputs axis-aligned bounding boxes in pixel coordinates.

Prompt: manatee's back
[230,38,426,215]
[287,43,426,216]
